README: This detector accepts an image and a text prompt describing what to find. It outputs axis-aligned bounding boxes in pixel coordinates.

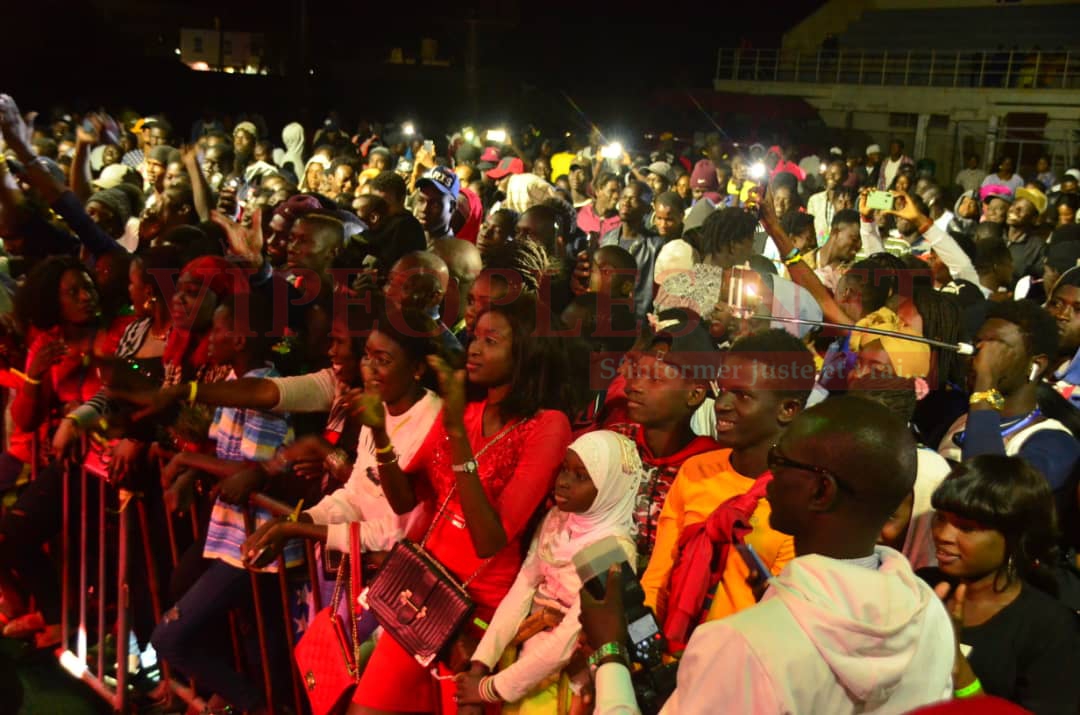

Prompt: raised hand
[345,387,386,431]
[211,208,263,265]
[427,355,466,428]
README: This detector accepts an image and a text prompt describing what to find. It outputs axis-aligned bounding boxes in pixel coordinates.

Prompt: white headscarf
[278,122,305,178]
[504,172,558,213]
[545,431,644,564]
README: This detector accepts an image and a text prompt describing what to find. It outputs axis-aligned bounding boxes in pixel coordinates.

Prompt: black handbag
[362,420,521,667]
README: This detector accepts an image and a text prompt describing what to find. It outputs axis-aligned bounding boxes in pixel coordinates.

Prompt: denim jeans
[150,559,287,710]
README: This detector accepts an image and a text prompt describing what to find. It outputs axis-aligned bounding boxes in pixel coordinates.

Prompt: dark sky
[5,0,823,132]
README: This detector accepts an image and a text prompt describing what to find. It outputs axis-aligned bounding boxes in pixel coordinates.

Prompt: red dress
[354,401,571,712]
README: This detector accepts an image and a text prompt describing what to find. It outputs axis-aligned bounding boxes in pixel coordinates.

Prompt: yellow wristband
[375,441,394,454]
[187,381,198,404]
[288,499,304,522]
[785,253,804,266]
[13,369,41,385]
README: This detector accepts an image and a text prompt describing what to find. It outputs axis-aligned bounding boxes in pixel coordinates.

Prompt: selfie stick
[759,314,976,355]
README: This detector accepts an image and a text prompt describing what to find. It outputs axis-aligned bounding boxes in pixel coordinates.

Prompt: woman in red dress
[349,294,581,714]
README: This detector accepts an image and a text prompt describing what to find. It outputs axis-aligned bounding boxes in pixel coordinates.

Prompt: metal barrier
[50,436,325,714]
[715,47,1079,90]
[57,435,137,711]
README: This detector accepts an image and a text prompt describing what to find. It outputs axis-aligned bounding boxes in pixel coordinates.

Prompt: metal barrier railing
[715,47,1079,89]
[57,435,135,711]
[50,435,325,714]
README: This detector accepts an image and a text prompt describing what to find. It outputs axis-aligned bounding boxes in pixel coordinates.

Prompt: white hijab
[544,430,644,564]
[277,122,305,178]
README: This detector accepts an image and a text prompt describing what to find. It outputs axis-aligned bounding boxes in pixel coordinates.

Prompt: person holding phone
[455,431,643,711]
[582,397,957,715]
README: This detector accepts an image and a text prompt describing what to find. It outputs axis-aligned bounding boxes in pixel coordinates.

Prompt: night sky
[4,1,824,136]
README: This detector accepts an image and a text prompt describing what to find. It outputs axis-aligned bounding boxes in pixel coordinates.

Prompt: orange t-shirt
[641,448,795,624]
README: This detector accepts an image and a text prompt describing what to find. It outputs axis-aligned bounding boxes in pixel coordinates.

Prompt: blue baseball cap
[416,166,460,200]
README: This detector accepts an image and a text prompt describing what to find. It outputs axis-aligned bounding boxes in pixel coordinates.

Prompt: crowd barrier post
[55,435,132,712]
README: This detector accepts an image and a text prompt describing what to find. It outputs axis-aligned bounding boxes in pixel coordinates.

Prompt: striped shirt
[203,366,299,571]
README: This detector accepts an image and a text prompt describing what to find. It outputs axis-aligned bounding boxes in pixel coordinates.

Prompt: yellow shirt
[641,448,795,625]
[727,179,755,205]
[549,152,576,183]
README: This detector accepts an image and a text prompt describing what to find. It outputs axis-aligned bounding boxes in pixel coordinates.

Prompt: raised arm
[758,186,853,326]
[181,145,213,223]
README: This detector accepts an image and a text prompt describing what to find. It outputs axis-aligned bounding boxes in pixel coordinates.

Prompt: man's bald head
[385,250,450,313]
[430,238,483,326]
[767,396,917,555]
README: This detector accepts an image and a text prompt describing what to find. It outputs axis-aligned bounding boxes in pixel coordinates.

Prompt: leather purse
[293,523,363,715]
[363,420,522,668]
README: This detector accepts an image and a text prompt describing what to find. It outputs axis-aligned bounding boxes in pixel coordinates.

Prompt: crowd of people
[0,91,1078,715]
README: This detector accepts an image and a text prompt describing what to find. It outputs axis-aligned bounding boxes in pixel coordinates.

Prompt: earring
[142,296,157,312]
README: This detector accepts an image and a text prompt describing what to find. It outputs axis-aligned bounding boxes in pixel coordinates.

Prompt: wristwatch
[451,459,479,474]
[588,641,630,672]
[969,389,1005,411]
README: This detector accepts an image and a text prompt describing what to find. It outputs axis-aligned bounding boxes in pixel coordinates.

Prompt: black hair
[480,292,587,418]
[370,297,443,368]
[781,211,815,237]
[973,238,1012,274]
[848,375,918,422]
[16,255,98,332]
[216,294,276,363]
[594,244,638,295]
[480,240,546,293]
[770,171,799,194]
[520,204,560,263]
[541,196,578,246]
[368,171,407,204]
[890,139,905,150]
[135,244,185,306]
[1053,192,1080,213]
[488,207,519,234]
[833,184,857,202]
[728,328,816,405]
[847,252,908,314]
[562,293,638,355]
[330,157,361,174]
[984,299,1060,361]
[974,222,1005,242]
[95,250,134,322]
[931,455,1059,594]
[655,191,685,215]
[698,207,758,259]
[831,208,860,229]
[911,282,964,389]
[593,172,619,191]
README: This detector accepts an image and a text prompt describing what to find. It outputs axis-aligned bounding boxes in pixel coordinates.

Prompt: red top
[412,401,571,610]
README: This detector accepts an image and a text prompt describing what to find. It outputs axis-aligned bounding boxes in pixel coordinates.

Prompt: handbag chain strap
[418,417,526,586]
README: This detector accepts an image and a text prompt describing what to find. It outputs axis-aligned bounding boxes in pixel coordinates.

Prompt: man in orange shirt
[641,329,815,647]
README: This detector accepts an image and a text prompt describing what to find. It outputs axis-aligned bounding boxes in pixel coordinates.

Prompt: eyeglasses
[767,444,857,497]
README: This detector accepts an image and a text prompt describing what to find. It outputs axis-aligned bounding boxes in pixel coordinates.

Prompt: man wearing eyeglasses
[582,396,955,715]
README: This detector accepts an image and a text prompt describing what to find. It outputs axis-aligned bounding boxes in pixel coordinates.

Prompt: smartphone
[735,542,772,581]
[423,139,434,154]
[573,535,630,599]
[866,190,895,211]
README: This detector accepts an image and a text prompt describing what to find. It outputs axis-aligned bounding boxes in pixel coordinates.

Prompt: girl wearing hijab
[276,121,305,181]
[455,431,644,712]
[947,190,981,252]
